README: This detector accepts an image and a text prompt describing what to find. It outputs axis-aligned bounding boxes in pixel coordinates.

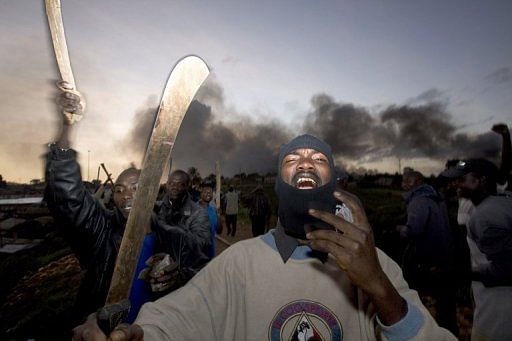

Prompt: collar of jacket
[403,184,440,203]
[162,192,194,217]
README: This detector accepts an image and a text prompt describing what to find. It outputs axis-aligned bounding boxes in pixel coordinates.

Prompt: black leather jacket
[153,193,212,280]
[44,144,211,320]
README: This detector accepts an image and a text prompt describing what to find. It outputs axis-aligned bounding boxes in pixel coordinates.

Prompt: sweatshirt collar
[264,223,328,263]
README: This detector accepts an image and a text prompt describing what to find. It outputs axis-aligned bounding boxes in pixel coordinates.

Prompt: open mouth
[292,172,321,189]
[169,190,180,198]
[121,200,133,212]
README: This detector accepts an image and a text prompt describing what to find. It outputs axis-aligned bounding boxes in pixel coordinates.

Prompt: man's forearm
[56,123,72,149]
[45,144,104,232]
[500,131,511,183]
[366,274,408,325]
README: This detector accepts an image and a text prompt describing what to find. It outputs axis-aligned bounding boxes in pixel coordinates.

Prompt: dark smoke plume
[304,94,503,163]
[122,95,159,161]
[122,79,291,176]
[122,83,503,177]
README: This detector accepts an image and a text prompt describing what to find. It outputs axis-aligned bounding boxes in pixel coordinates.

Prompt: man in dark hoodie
[396,170,457,335]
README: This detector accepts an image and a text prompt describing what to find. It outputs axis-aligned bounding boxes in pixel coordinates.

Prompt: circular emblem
[269,300,342,340]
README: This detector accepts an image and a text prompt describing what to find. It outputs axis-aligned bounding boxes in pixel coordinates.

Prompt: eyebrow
[286,150,325,157]
[285,151,304,158]
[115,180,138,187]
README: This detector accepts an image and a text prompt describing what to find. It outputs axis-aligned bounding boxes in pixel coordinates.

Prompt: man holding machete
[44,83,211,326]
[73,134,455,340]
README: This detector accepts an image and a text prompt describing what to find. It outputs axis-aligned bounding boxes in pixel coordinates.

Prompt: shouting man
[73,134,455,340]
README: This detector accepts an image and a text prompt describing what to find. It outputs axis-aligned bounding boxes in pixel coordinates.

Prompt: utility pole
[215,160,221,210]
[87,150,91,181]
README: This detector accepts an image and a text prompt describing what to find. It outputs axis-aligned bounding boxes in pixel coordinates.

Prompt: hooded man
[73,134,455,341]
[396,171,457,335]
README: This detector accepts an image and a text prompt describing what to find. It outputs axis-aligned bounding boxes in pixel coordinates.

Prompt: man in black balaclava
[275,135,337,237]
[273,134,338,260]
[73,134,455,341]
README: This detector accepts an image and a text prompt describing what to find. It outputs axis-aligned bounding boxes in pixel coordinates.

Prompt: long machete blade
[105,56,209,305]
[45,0,76,89]
[45,0,84,124]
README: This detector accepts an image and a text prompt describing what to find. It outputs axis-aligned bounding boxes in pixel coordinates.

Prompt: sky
[1,0,511,183]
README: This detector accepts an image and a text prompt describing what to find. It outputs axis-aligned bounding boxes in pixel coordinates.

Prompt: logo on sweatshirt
[269,300,342,341]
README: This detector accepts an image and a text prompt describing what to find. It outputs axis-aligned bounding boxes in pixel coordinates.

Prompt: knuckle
[313,240,327,251]
[358,230,368,242]
[335,232,343,243]
[352,241,361,252]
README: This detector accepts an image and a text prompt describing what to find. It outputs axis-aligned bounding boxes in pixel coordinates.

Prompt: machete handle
[56,81,85,125]
[96,299,131,336]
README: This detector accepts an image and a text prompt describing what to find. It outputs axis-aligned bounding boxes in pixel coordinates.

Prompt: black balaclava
[275,134,337,240]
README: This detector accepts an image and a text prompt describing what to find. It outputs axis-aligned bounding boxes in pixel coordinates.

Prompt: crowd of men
[45,83,510,340]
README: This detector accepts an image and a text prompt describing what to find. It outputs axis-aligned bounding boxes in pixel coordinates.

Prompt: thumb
[333,190,370,230]
[109,324,144,341]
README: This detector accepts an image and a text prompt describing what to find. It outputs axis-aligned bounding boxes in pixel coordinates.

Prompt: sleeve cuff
[377,300,424,340]
[48,142,76,160]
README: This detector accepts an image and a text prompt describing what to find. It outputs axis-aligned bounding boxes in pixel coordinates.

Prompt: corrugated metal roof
[0,197,43,205]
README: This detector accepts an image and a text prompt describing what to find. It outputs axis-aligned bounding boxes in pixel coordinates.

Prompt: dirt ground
[215,219,256,255]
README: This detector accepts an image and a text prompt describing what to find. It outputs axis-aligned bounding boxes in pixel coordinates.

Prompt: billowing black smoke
[123,83,503,176]
[123,79,291,176]
[304,94,503,163]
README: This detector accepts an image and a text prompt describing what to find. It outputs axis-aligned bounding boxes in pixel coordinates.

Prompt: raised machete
[99,56,209,332]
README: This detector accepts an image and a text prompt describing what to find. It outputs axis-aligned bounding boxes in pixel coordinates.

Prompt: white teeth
[297,177,316,185]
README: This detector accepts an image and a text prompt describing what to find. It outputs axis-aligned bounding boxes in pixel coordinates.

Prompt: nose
[124,188,135,198]
[297,157,314,172]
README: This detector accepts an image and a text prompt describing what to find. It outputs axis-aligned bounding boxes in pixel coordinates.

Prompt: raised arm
[45,82,108,255]
[492,123,511,186]
[54,81,84,148]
